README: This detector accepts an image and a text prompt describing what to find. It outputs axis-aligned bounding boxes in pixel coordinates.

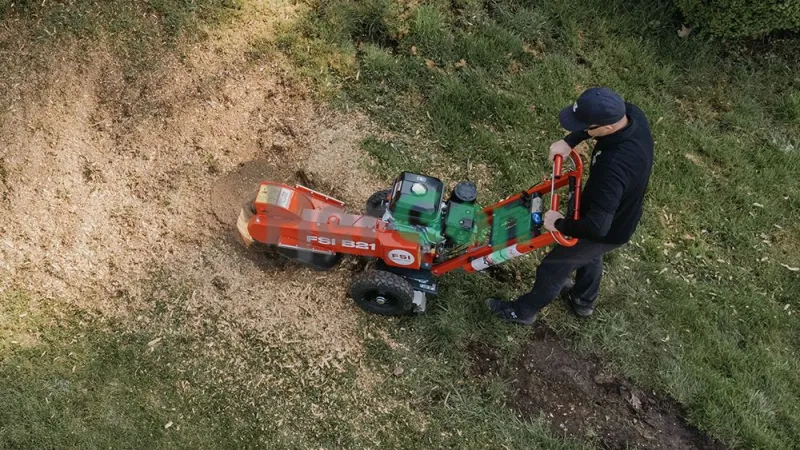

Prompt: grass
[1,283,586,449]
[0,3,586,447]
[2,0,799,448]
[0,0,242,122]
[0,0,239,40]
[279,0,800,448]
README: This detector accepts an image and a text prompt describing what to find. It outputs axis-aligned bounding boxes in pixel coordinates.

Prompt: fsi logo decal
[387,249,415,266]
[307,235,376,250]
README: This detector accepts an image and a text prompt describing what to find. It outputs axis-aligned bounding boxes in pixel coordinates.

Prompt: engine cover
[388,172,444,227]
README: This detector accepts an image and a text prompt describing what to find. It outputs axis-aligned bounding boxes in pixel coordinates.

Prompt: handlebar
[550,153,580,247]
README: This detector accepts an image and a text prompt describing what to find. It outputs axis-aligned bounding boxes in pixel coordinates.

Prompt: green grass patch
[0,0,240,41]
[282,0,800,448]
[0,0,243,121]
[1,285,345,448]
[1,277,588,449]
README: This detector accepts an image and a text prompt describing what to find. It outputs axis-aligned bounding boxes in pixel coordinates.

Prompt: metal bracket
[412,290,427,313]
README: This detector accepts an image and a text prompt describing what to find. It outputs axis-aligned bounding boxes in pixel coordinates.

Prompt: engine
[442,180,478,248]
[388,172,445,228]
[384,172,479,260]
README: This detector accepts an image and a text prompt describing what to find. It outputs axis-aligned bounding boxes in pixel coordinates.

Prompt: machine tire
[365,189,391,218]
[350,270,414,316]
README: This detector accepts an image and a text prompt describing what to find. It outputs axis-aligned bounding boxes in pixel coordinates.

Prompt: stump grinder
[237,152,583,316]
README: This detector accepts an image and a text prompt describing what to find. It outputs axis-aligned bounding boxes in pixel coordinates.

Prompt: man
[487,87,654,325]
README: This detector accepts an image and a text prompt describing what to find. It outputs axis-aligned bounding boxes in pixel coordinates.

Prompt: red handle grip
[550,154,579,247]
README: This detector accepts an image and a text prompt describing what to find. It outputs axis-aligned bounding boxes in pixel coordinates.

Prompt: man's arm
[563,130,590,149]
[554,209,614,240]
[554,164,627,240]
[549,131,590,161]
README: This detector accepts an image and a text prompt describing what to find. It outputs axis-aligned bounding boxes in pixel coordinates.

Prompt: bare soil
[0,7,386,368]
[469,327,728,450]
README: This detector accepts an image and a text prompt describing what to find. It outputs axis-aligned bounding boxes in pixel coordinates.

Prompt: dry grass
[0,0,391,375]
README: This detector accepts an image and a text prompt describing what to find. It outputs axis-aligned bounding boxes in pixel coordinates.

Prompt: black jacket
[555,103,654,245]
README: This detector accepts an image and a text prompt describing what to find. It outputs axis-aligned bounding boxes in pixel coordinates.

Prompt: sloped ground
[2,0,790,448]
[0,4,384,368]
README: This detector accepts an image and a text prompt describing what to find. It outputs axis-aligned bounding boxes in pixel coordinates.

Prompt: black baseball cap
[558,87,626,132]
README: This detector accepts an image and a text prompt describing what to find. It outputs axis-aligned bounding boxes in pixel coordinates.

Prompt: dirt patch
[209,158,295,226]
[0,3,388,367]
[468,327,727,450]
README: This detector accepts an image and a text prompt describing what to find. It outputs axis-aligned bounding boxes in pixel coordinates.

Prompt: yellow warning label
[255,185,293,209]
[256,185,278,204]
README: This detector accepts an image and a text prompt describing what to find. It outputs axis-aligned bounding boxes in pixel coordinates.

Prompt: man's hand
[549,139,572,161]
[544,210,564,232]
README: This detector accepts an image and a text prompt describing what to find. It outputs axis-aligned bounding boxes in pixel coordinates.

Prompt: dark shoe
[486,298,537,325]
[564,292,596,318]
[559,283,574,301]
[559,283,596,317]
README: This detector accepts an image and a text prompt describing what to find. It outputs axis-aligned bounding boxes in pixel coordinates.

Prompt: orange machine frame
[238,152,583,275]
[431,152,582,275]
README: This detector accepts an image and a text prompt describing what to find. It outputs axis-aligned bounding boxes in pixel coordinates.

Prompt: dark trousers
[516,239,622,316]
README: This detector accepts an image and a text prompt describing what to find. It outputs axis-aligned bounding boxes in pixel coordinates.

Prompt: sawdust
[0,6,387,363]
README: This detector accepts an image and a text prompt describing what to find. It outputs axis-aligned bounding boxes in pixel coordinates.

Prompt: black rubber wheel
[365,189,391,218]
[349,270,414,316]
